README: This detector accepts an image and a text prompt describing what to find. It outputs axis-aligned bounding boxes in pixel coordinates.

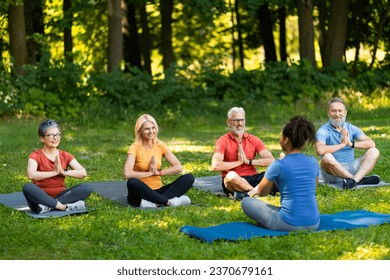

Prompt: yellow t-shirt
[127,141,168,190]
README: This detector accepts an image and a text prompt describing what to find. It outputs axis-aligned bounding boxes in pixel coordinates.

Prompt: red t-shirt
[214,132,266,178]
[28,149,74,197]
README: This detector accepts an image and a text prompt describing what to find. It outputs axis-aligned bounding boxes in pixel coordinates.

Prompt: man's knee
[320,153,338,169]
[225,171,239,183]
[367,147,380,160]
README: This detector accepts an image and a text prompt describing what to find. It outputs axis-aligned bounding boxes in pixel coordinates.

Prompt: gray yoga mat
[91,181,200,208]
[0,192,92,218]
[192,174,389,192]
[318,173,390,190]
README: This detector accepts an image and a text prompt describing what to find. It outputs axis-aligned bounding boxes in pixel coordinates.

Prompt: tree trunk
[317,0,328,64]
[229,0,236,71]
[279,7,287,62]
[123,0,142,71]
[24,0,44,65]
[369,5,389,69]
[108,0,123,72]
[323,0,349,67]
[257,4,277,62]
[235,0,244,68]
[8,2,28,75]
[296,0,316,67]
[352,0,363,65]
[63,0,73,62]
[160,0,174,70]
[139,4,152,74]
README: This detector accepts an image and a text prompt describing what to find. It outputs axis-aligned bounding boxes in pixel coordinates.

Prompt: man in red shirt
[211,107,276,199]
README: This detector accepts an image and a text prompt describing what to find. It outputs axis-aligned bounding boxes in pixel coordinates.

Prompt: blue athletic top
[265,153,320,226]
[316,121,364,163]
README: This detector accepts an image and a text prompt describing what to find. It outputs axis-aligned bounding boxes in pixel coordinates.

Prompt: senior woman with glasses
[22,119,93,214]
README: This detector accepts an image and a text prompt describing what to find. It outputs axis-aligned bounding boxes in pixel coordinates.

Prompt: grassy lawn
[0,107,389,260]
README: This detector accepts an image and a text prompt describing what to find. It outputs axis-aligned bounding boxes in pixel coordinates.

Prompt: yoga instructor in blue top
[241,116,320,231]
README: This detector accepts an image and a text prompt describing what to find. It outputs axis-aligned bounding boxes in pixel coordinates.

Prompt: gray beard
[329,116,346,128]
[231,127,245,136]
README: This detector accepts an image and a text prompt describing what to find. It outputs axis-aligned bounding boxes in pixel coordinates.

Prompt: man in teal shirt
[315,97,380,189]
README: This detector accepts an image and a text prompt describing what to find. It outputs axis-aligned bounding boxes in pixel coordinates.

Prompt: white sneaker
[169,195,191,207]
[66,200,86,211]
[37,204,52,214]
[140,199,157,208]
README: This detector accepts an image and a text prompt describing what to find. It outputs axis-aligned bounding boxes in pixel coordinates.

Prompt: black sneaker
[342,179,357,189]
[233,191,249,201]
[358,175,381,185]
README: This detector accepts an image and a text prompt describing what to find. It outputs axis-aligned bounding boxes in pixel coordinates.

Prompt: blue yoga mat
[180,210,390,243]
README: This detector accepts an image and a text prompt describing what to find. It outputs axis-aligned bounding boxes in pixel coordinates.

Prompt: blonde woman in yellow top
[123,114,194,208]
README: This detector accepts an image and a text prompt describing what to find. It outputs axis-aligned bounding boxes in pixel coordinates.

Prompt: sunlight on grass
[183,162,213,174]
[338,244,389,260]
[152,220,169,229]
[368,201,390,213]
[169,144,214,153]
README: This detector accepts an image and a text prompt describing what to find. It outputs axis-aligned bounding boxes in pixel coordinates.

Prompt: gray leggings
[241,197,319,231]
[22,182,93,213]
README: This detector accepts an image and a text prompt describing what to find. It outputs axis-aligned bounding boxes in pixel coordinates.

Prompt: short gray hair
[328,97,347,109]
[38,119,60,137]
[227,107,245,119]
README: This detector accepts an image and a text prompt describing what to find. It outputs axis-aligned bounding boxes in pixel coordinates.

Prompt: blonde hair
[134,114,159,143]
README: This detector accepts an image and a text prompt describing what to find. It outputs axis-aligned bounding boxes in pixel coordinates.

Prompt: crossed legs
[320,147,380,182]
[224,171,254,193]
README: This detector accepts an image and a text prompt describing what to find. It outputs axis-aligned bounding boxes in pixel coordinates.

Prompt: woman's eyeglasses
[44,133,62,139]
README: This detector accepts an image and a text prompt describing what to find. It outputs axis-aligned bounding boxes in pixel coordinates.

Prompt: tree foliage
[0,0,388,120]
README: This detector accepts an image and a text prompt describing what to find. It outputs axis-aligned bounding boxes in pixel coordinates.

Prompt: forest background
[0,0,389,123]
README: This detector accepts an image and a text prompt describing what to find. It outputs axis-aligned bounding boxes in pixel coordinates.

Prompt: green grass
[0,107,389,260]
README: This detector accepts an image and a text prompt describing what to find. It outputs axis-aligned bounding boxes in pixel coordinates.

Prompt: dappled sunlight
[183,161,213,172]
[267,143,284,155]
[169,144,214,153]
[213,205,238,213]
[338,243,389,260]
[15,174,27,181]
[368,201,390,213]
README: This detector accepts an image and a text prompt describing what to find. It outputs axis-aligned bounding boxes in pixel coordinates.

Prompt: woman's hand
[54,155,65,176]
[149,156,159,175]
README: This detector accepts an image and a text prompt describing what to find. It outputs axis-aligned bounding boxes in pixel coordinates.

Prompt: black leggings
[22,182,93,213]
[127,173,195,207]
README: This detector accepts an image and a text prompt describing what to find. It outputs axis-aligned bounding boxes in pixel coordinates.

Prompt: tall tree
[296,0,316,67]
[235,0,244,68]
[160,0,174,70]
[123,0,142,70]
[229,0,237,71]
[278,6,287,61]
[369,1,389,68]
[323,0,349,67]
[139,3,152,74]
[8,1,28,75]
[108,0,123,72]
[24,0,44,65]
[317,0,328,63]
[350,0,364,65]
[256,3,277,62]
[63,0,73,62]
